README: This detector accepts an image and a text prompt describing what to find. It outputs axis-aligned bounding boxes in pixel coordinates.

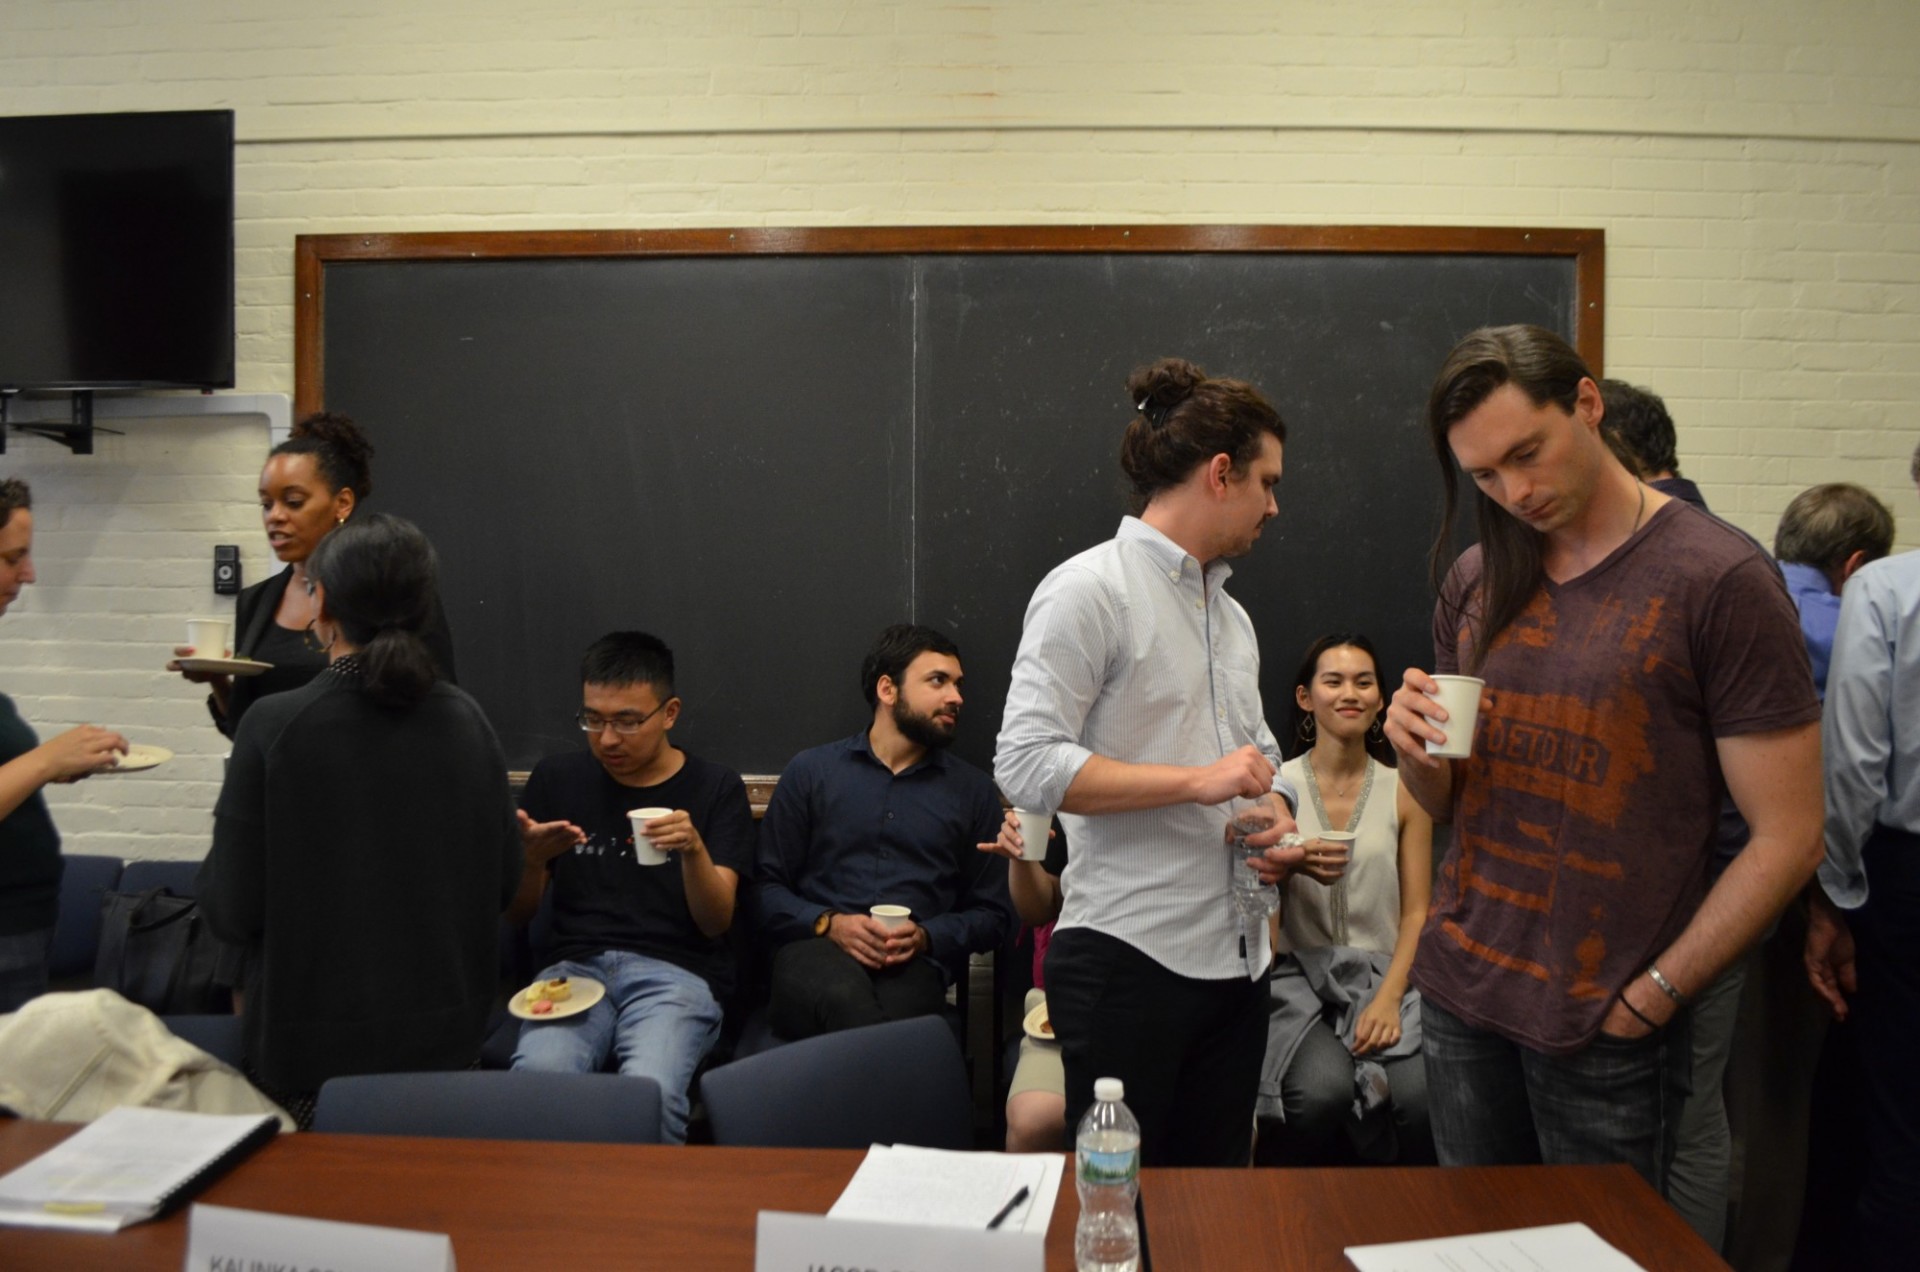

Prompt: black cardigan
[198,671,521,1093]
[213,565,459,738]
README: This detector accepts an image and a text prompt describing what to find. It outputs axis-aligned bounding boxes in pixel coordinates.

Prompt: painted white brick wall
[2,0,1918,861]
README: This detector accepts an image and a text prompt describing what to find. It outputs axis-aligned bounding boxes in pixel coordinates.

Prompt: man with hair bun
[995,356,1302,1168]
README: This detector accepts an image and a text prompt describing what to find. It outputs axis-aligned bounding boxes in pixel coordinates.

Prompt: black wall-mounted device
[213,544,240,595]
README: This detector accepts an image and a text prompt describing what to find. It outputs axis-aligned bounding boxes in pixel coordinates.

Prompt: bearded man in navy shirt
[756,623,1013,1041]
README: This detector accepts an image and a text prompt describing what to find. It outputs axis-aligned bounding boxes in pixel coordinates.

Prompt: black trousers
[1045,926,1268,1167]
[1851,826,1920,1272]
[767,937,947,1041]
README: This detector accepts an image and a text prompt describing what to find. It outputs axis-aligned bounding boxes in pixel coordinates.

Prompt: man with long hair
[1382,326,1822,1194]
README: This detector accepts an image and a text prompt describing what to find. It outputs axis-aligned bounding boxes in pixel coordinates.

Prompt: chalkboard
[298,227,1603,776]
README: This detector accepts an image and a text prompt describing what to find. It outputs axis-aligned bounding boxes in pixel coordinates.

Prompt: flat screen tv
[0,109,235,391]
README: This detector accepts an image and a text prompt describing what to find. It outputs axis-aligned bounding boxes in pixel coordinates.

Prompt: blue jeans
[1666,959,1746,1250]
[1423,997,1689,1191]
[0,927,53,1014]
[510,950,723,1144]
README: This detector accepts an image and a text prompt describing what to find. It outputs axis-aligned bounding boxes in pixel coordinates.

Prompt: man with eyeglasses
[506,630,755,1143]
[756,623,1013,1040]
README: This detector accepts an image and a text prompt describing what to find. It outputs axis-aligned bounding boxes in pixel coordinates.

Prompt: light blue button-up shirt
[1820,550,1920,908]
[994,517,1296,980]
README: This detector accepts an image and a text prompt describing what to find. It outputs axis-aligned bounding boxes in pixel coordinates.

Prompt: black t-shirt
[523,749,756,996]
[0,693,61,935]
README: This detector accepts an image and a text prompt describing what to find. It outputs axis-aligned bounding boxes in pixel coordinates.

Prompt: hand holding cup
[1298,829,1355,886]
[169,618,236,684]
[1385,668,1486,765]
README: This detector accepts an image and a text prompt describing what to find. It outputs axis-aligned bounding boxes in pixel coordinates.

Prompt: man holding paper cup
[994,357,1302,1168]
[506,631,755,1143]
[757,624,1013,1042]
[1382,325,1822,1191]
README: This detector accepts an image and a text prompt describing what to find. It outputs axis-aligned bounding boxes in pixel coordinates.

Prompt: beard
[892,698,958,750]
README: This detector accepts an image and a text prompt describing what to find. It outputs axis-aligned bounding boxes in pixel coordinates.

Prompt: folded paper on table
[0,1107,278,1232]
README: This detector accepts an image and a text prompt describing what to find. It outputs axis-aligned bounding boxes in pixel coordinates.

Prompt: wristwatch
[813,910,836,937]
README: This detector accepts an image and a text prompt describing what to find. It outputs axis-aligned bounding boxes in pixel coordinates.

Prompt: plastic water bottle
[1075,1077,1141,1272]
[1227,797,1297,920]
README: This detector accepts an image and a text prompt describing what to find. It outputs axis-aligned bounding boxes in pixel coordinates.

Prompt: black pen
[986,1185,1031,1231]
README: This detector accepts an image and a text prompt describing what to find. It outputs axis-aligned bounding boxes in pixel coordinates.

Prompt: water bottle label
[1078,1147,1138,1186]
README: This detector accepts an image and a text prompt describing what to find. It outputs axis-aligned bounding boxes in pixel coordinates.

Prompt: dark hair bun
[1126,357,1207,415]
[1117,356,1284,515]
[286,412,376,500]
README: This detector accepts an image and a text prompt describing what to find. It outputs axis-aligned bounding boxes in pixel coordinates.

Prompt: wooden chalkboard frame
[293,225,1604,414]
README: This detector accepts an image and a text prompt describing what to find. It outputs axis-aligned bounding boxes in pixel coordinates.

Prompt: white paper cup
[628,807,673,865]
[1314,829,1356,866]
[1012,808,1053,862]
[1424,674,1486,759]
[187,618,230,658]
[869,904,912,931]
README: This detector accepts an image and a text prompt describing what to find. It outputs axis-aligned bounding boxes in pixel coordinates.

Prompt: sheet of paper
[1344,1221,1647,1272]
[0,1107,276,1232]
[828,1145,1064,1234]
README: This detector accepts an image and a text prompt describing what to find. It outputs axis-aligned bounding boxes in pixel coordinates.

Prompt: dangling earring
[1367,717,1384,743]
[1296,714,1316,744]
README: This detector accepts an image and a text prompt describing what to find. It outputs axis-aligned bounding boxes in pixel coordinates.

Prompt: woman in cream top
[1259,632,1434,1165]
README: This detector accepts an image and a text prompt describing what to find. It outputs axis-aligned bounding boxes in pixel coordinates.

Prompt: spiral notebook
[0,1106,280,1232]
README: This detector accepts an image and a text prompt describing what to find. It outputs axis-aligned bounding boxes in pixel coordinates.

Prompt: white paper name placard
[755,1211,1043,1272]
[184,1203,455,1272]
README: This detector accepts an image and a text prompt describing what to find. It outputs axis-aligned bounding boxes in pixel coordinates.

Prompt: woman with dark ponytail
[197,514,520,1124]
[169,412,456,736]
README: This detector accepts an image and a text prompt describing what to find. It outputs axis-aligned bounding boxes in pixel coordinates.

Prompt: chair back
[50,855,123,978]
[161,1013,246,1067]
[117,859,203,897]
[700,1015,972,1150]
[312,1070,663,1144]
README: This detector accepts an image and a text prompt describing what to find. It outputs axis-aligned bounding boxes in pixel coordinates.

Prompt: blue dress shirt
[1820,550,1920,908]
[756,730,1012,979]
[1780,561,1842,698]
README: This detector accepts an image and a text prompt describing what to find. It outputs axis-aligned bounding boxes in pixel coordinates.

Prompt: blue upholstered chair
[162,1013,246,1067]
[49,854,122,981]
[699,1014,972,1150]
[312,1070,664,1144]
[116,859,203,897]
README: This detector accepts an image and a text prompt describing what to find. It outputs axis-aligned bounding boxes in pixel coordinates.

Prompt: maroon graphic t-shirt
[1412,501,1818,1054]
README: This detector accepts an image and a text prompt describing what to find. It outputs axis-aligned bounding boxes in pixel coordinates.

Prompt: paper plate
[104,744,173,774]
[510,976,607,1021]
[1022,1000,1055,1042]
[173,656,274,677]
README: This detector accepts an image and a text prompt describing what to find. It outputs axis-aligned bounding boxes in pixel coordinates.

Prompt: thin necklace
[1310,752,1365,799]
[1630,481,1647,533]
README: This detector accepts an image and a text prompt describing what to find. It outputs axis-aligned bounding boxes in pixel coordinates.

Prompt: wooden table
[0,1119,1726,1269]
